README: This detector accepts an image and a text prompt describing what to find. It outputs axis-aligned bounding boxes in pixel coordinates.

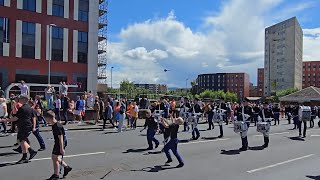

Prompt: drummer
[258,102,274,148]
[235,99,253,151]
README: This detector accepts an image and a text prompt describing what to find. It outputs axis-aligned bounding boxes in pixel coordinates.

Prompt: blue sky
[106,0,320,87]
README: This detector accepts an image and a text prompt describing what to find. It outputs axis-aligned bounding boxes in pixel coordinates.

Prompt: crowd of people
[0,80,318,178]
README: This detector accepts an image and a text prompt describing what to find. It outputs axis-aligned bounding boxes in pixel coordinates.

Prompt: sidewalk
[38,119,148,132]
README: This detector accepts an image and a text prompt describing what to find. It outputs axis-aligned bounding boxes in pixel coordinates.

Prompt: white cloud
[303,28,320,61]
[107,0,319,87]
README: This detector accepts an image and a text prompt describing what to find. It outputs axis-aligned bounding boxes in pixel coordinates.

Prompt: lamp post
[268,38,281,96]
[48,24,57,85]
[111,66,114,89]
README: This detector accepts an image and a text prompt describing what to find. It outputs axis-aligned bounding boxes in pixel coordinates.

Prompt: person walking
[0,95,38,163]
[0,98,8,134]
[103,102,114,129]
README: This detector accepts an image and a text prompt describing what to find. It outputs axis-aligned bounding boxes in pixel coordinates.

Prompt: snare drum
[234,121,248,133]
[257,122,270,133]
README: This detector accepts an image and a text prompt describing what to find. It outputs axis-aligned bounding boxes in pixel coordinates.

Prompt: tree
[190,80,198,95]
[271,87,299,102]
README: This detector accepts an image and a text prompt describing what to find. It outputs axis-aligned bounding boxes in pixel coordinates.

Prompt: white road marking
[310,134,320,137]
[247,154,314,173]
[1,152,106,164]
[254,132,289,137]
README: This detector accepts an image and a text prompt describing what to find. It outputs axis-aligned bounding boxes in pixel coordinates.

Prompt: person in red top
[10,96,22,133]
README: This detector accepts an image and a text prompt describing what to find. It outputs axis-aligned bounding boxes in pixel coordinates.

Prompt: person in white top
[0,98,8,133]
[59,82,68,96]
[54,95,62,121]
[87,91,94,108]
[17,81,29,96]
[45,85,55,110]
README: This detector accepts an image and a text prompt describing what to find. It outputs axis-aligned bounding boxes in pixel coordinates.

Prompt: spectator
[99,98,105,120]
[93,96,100,125]
[0,98,8,134]
[61,95,70,125]
[45,85,55,110]
[130,102,139,129]
[87,91,94,108]
[59,82,68,96]
[34,95,48,127]
[103,102,114,129]
[54,95,62,122]
[17,80,29,96]
[10,96,22,133]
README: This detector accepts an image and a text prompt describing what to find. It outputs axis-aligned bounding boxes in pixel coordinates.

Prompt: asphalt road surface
[1,120,320,180]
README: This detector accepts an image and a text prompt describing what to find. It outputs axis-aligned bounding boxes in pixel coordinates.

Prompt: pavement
[1,118,320,180]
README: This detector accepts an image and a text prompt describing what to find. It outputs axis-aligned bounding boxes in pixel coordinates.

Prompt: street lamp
[268,38,281,96]
[186,78,189,89]
[111,66,114,89]
[48,24,57,85]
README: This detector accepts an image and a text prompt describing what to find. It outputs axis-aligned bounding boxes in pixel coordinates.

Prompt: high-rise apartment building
[0,0,106,94]
[264,17,303,96]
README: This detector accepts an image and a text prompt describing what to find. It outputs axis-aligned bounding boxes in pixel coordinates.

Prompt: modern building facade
[134,84,168,94]
[302,61,320,88]
[0,0,102,93]
[257,68,264,97]
[264,17,303,96]
[196,73,250,99]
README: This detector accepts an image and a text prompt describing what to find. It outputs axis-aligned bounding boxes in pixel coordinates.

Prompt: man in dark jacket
[61,95,69,125]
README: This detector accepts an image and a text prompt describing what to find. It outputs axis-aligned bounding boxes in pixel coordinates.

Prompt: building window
[0,17,9,44]
[0,0,4,6]
[52,0,64,17]
[23,0,36,12]
[78,0,89,22]
[78,31,88,64]
[51,26,63,61]
[22,21,35,59]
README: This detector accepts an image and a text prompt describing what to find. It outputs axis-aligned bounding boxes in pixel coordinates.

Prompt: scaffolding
[98,0,108,84]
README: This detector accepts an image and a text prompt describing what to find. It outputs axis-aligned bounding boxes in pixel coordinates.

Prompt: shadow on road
[306,175,320,180]
[0,162,23,168]
[0,152,19,157]
[249,146,265,151]
[220,149,241,155]
[131,165,179,173]
[288,136,305,141]
[0,145,15,149]
[123,148,149,154]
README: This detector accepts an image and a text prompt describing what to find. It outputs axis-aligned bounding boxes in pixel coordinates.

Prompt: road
[1,120,320,180]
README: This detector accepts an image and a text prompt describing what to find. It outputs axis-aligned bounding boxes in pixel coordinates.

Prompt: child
[160,117,184,168]
[45,110,72,180]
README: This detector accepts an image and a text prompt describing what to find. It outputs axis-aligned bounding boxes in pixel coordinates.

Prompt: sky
[105,0,320,88]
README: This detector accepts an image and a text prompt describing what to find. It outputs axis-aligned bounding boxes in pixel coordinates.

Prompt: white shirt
[134,105,139,113]
[0,102,7,117]
[18,84,29,95]
[55,99,61,109]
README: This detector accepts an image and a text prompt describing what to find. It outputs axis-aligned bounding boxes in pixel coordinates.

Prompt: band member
[285,105,293,124]
[219,98,228,125]
[215,102,225,138]
[235,100,253,151]
[298,105,308,138]
[258,102,274,148]
[272,104,280,125]
[160,117,184,168]
[189,98,202,140]
[141,109,160,150]
[310,106,317,128]
[291,105,299,130]
[180,98,191,132]
[207,100,215,130]
[0,95,37,163]
[45,110,72,180]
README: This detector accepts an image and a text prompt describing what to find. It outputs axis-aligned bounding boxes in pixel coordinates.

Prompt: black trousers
[298,121,307,137]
